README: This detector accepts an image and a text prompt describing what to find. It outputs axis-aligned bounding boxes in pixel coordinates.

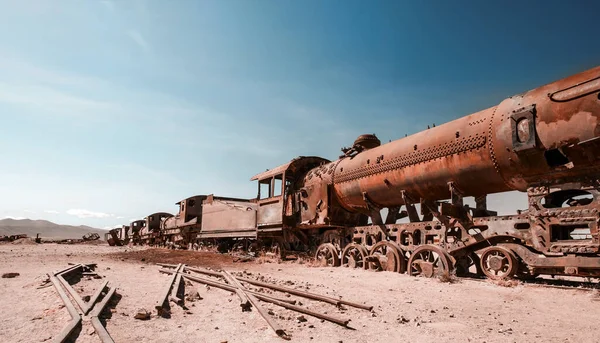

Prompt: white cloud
[129,218,138,222]
[24,209,35,213]
[66,209,113,219]
[44,210,60,214]
[116,216,124,219]
[127,30,148,51]
[3,216,25,220]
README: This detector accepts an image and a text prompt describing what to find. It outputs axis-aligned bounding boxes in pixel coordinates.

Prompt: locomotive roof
[175,195,208,205]
[143,212,173,219]
[174,194,253,205]
[250,156,330,181]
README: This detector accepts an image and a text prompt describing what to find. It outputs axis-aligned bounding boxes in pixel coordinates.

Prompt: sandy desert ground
[1,242,600,343]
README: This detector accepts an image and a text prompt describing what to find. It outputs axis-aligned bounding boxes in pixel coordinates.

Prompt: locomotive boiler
[328,67,600,210]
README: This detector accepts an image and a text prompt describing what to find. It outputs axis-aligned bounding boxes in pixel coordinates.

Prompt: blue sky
[1,0,599,229]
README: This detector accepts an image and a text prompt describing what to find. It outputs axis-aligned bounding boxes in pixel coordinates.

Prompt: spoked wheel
[315,243,340,267]
[341,243,369,269]
[367,241,405,273]
[408,245,452,278]
[479,246,518,280]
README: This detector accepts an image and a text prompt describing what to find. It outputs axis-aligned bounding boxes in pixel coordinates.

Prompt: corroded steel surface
[328,66,600,213]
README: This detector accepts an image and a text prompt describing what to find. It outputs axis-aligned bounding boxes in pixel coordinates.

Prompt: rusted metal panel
[330,107,503,211]
[491,66,600,190]
[199,229,256,239]
[298,162,333,226]
[257,199,283,227]
[201,196,258,236]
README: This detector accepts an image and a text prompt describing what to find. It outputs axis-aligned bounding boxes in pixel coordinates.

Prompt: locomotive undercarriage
[315,179,600,281]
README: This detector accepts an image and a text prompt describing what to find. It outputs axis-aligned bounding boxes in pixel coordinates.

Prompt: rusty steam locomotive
[107,65,600,281]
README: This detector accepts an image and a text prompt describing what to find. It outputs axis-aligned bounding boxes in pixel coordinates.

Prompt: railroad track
[48,263,118,343]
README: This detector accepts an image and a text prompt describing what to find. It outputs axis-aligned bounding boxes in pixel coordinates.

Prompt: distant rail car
[118,65,600,282]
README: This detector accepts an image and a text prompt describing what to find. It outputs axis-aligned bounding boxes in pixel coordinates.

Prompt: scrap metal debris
[2,272,20,278]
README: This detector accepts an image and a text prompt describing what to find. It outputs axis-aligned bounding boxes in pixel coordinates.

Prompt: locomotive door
[256,173,284,230]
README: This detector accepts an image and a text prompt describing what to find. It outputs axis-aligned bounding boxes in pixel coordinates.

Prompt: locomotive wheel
[341,243,368,269]
[392,242,410,274]
[315,243,340,267]
[367,241,404,273]
[479,246,518,280]
[408,245,452,278]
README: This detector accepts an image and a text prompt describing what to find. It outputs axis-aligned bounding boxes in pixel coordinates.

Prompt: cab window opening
[273,174,283,197]
[259,178,272,200]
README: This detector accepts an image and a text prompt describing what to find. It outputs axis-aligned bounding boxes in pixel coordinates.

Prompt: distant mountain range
[0,218,108,239]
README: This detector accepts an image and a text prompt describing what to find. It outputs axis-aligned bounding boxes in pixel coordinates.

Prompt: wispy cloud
[0,55,112,89]
[0,83,116,116]
[44,210,60,214]
[127,30,149,51]
[116,216,124,219]
[24,209,35,213]
[66,209,113,219]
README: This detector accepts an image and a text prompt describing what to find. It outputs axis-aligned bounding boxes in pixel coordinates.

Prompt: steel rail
[55,265,88,314]
[222,271,251,311]
[180,273,349,327]
[183,265,372,311]
[82,280,109,315]
[223,271,290,340]
[170,271,297,305]
[49,273,82,343]
[155,263,183,315]
[89,286,117,343]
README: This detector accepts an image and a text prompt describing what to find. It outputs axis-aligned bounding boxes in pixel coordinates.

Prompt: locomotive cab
[251,156,331,234]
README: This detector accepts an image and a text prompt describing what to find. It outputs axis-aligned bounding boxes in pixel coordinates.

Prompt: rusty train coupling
[107,65,600,282]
